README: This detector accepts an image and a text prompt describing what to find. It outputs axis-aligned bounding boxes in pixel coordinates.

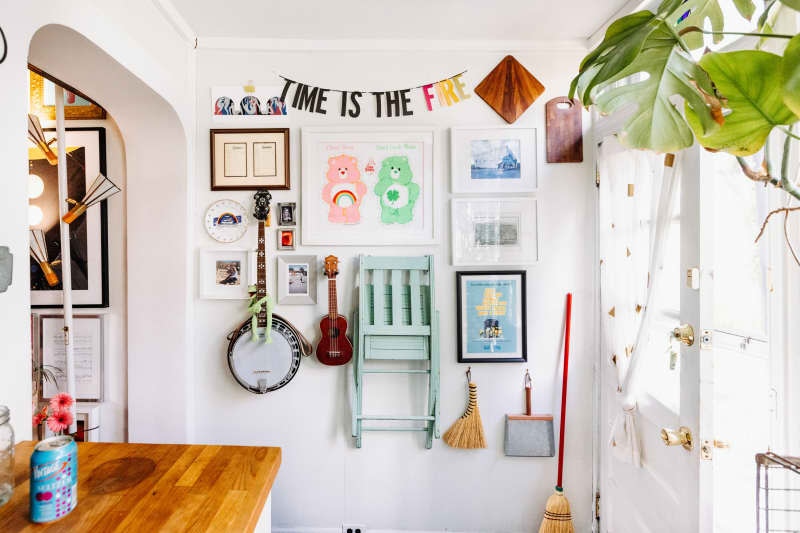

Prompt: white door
[597,141,714,533]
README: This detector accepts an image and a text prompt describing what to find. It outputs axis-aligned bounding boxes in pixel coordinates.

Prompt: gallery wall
[193,46,596,531]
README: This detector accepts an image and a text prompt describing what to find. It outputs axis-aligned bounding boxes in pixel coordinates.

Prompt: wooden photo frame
[457,271,527,363]
[210,128,290,190]
[29,65,106,121]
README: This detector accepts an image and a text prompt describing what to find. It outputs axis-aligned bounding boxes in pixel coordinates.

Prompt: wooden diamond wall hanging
[475,55,545,124]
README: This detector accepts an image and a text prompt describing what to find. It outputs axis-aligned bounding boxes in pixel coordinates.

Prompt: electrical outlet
[342,524,366,533]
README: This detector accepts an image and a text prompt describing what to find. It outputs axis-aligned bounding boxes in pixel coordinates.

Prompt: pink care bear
[322,154,367,224]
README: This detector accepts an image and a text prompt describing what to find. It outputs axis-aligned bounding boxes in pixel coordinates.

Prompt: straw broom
[539,293,575,533]
[443,367,486,449]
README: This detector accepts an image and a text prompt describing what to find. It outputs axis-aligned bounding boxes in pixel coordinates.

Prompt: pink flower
[46,409,74,434]
[49,393,74,412]
[32,413,45,426]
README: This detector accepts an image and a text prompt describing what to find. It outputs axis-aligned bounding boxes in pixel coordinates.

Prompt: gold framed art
[29,65,106,121]
[210,128,290,191]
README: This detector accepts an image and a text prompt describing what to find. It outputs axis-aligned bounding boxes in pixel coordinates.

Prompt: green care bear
[374,155,419,224]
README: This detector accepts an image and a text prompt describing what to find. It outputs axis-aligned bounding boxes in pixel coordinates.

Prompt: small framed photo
[451,198,539,266]
[277,255,317,305]
[457,271,527,363]
[278,202,297,226]
[451,127,538,194]
[199,248,254,299]
[278,228,296,250]
[210,128,290,190]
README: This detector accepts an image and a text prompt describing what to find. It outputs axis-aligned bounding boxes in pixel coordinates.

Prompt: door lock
[661,426,693,451]
[673,324,695,346]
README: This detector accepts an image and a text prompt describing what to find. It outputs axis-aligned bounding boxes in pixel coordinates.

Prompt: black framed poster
[457,271,527,363]
[29,127,109,308]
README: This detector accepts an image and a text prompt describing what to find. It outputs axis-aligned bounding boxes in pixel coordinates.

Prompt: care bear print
[374,155,419,224]
[322,154,367,224]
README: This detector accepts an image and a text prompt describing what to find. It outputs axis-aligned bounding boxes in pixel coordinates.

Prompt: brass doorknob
[673,324,695,346]
[661,426,693,450]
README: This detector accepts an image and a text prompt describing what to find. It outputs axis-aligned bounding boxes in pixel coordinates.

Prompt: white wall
[193,45,595,531]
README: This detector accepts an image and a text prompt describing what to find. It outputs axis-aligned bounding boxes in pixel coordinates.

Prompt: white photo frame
[39,315,104,402]
[301,127,437,245]
[451,198,539,266]
[277,255,317,305]
[199,248,255,299]
[451,127,538,194]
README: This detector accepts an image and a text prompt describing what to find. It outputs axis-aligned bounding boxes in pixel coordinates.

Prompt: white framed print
[451,127,538,194]
[277,255,317,305]
[451,198,539,266]
[199,248,255,299]
[301,127,436,246]
[39,315,104,402]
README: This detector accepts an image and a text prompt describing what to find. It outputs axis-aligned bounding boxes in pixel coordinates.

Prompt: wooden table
[0,442,281,532]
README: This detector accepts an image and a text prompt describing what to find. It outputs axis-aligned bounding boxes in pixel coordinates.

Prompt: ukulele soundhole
[328,327,340,338]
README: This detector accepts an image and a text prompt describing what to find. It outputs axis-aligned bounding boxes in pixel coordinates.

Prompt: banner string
[277,70,467,94]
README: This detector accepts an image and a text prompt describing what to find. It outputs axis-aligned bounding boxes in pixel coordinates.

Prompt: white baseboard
[273,528,487,533]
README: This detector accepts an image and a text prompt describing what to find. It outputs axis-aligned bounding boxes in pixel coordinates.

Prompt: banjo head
[227,315,302,394]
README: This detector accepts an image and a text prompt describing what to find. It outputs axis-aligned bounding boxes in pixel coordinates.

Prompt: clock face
[205,199,249,243]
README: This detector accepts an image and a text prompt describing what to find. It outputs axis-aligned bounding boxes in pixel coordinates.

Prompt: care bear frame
[301,127,436,245]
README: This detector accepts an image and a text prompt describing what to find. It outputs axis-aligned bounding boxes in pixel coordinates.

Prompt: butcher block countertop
[0,441,281,532]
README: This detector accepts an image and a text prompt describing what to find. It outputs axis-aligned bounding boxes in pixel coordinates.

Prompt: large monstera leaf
[667,0,725,49]
[591,26,722,153]
[687,51,798,156]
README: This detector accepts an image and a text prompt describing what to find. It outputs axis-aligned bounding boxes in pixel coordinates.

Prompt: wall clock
[204,199,249,243]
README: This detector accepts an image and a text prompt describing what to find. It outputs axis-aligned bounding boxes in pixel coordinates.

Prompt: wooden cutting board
[545,97,583,163]
[0,441,281,533]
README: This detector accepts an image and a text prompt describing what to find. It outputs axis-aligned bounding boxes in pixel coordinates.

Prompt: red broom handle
[557,292,572,489]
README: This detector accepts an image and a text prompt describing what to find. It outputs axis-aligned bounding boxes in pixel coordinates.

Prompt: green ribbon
[247,285,273,343]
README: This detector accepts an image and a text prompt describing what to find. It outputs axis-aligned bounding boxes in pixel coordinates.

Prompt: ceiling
[169,0,631,41]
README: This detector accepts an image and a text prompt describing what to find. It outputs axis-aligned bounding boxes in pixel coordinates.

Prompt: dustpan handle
[557,293,572,489]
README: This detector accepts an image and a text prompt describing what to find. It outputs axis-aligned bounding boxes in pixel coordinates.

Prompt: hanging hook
[466,366,472,384]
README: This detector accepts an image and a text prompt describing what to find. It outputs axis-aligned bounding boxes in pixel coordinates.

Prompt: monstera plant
[572,0,800,260]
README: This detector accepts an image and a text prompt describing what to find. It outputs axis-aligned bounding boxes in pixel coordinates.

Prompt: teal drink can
[30,436,77,522]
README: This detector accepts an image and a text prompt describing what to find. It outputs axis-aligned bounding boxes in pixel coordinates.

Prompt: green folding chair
[351,255,440,449]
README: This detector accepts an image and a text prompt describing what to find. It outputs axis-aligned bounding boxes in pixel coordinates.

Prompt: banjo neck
[257,220,267,329]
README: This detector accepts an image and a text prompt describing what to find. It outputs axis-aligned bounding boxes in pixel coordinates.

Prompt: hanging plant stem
[678,26,794,39]
[781,127,800,201]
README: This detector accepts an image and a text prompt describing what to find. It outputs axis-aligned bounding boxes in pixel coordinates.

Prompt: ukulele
[316,255,353,366]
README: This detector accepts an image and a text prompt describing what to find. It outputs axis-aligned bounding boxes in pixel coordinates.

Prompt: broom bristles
[443,382,486,449]
[538,488,574,533]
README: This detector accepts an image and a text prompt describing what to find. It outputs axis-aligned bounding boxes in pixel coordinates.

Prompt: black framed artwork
[29,127,109,308]
[456,271,527,363]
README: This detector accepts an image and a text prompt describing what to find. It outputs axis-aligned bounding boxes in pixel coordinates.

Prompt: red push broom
[539,292,575,533]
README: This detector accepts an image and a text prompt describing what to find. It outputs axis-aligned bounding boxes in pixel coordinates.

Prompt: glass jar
[0,405,14,506]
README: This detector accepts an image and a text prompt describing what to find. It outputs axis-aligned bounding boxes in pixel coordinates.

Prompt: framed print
[277,255,317,305]
[211,85,288,117]
[457,271,527,363]
[277,228,296,250]
[30,127,109,308]
[278,202,296,226]
[451,198,539,266]
[29,66,106,121]
[39,315,105,401]
[451,127,537,194]
[210,128,290,190]
[199,248,255,299]
[301,127,436,246]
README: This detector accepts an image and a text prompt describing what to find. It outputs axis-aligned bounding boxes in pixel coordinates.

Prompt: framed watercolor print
[276,255,317,305]
[38,314,105,401]
[277,202,296,226]
[457,271,527,363]
[210,128,290,190]
[301,127,436,245]
[30,127,109,308]
[451,198,539,266]
[29,66,106,121]
[451,127,537,194]
[199,248,255,299]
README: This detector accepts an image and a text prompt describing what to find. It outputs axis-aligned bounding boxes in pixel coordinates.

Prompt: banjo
[227,190,312,394]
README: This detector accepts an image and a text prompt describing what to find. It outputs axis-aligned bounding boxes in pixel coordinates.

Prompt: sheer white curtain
[598,136,680,466]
